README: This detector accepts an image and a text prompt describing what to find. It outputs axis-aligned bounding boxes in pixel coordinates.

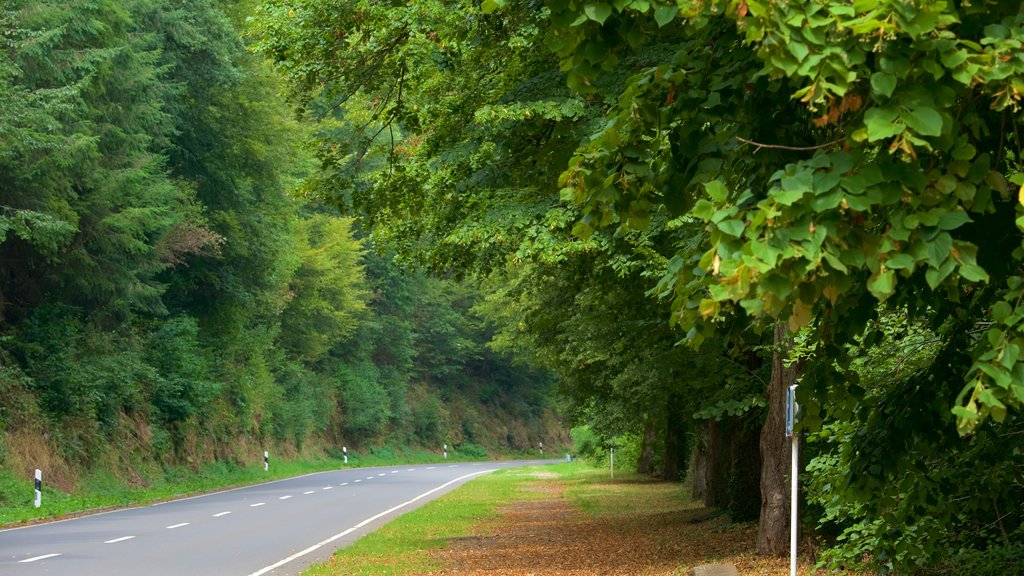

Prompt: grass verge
[303,464,567,576]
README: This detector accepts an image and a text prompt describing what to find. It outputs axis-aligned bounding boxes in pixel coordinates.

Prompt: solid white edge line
[246,469,496,576]
[105,536,135,544]
[166,523,190,529]
[19,553,61,563]
[213,511,231,517]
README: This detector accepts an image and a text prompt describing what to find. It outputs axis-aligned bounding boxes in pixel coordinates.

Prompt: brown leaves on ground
[430,472,820,576]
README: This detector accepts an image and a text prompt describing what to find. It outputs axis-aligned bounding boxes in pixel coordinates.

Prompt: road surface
[0,459,556,575]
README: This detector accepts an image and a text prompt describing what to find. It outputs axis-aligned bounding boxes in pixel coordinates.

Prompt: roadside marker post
[264,451,269,472]
[343,446,348,464]
[539,441,543,456]
[443,443,448,459]
[610,447,614,480]
[786,384,799,576]
[34,469,42,508]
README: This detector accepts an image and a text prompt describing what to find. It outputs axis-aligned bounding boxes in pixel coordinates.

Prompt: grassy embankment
[0,446,498,527]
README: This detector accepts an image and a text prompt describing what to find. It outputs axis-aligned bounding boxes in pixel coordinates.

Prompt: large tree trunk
[757,323,800,555]
[704,419,731,507]
[636,416,657,475]
[690,423,708,501]
[662,394,688,481]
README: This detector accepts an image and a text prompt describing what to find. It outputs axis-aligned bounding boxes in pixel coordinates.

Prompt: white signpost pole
[786,384,799,576]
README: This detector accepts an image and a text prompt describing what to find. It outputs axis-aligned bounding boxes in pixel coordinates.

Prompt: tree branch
[735,135,845,153]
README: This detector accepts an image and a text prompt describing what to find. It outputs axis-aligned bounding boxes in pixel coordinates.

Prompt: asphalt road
[0,459,557,575]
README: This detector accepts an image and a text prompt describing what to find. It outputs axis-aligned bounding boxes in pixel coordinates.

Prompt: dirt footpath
[430,477,814,576]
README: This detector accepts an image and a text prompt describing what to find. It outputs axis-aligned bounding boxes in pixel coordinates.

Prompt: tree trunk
[662,395,687,481]
[757,323,800,555]
[636,416,657,475]
[690,423,708,501]
[704,418,735,507]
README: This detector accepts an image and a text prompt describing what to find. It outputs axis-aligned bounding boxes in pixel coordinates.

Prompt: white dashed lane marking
[304,490,316,494]
[166,523,189,529]
[213,511,231,517]
[323,486,333,490]
[105,536,135,544]
[250,502,266,508]
[19,554,61,563]
[279,495,292,500]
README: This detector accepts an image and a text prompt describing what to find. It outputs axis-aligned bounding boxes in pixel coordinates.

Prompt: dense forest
[0,0,563,497]
[3,0,1024,574]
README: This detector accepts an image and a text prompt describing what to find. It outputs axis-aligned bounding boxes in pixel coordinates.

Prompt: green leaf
[870,72,897,98]
[787,42,810,62]
[868,269,896,300]
[717,219,745,237]
[864,107,903,141]
[960,263,989,283]
[704,180,729,203]
[653,4,678,27]
[584,3,613,24]
[480,0,506,14]
[903,106,944,137]
[927,232,953,267]
[993,301,1012,323]
[886,253,915,270]
[937,210,971,230]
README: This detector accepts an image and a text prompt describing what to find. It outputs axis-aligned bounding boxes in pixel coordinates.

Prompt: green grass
[299,462,706,576]
[0,445,498,527]
[561,467,697,517]
[303,464,573,576]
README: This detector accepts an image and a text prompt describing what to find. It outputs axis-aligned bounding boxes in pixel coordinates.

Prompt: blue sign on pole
[785,384,798,438]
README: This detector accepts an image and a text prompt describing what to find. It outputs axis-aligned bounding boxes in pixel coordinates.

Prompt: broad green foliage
[551,0,1024,432]
[251,0,597,273]
[804,312,1024,572]
[280,214,368,363]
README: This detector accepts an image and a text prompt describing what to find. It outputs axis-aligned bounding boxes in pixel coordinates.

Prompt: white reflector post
[34,469,42,508]
[787,384,799,576]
